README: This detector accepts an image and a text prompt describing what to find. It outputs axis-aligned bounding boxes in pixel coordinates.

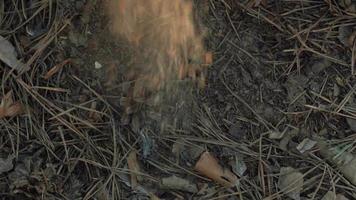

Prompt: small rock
[95,61,103,69]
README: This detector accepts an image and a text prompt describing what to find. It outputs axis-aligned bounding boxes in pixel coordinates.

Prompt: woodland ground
[0,0,356,199]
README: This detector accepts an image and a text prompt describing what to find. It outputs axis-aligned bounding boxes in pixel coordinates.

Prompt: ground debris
[159,175,198,193]
[322,191,349,200]
[0,90,23,119]
[229,155,247,176]
[2,0,356,198]
[194,151,238,187]
[278,167,304,200]
[95,61,103,69]
[317,140,356,186]
[296,138,317,154]
[0,36,28,72]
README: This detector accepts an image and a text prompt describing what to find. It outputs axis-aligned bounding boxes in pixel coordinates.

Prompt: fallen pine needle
[44,58,71,80]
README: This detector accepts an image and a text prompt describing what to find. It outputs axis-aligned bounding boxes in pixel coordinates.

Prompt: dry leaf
[0,91,23,118]
[322,191,349,200]
[194,151,238,187]
[127,150,141,189]
[278,167,304,200]
[44,58,71,80]
[160,175,198,193]
[0,36,28,72]
[296,138,317,154]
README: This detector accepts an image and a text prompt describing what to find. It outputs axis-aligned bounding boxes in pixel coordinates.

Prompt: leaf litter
[278,167,304,200]
[1,0,356,199]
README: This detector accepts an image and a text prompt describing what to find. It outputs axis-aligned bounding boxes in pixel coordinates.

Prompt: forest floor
[1,0,356,199]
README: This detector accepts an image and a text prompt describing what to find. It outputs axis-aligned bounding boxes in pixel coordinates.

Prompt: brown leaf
[0,91,23,119]
[194,151,238,187]
[2,102,23,117]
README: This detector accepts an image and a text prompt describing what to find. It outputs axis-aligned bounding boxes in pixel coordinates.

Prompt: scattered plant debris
[278,167,304,200]
[0,91,23,119]
[160,176,198,193]
[296,138,317,154]
[194,151,238,187]
[318,140,356,186]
